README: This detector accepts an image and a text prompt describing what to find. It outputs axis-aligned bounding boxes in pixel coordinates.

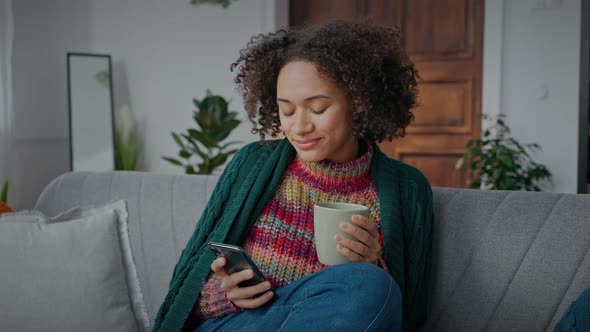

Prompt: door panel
[403,0,472,57]
[412,79,473,133]
[401,152,468,188]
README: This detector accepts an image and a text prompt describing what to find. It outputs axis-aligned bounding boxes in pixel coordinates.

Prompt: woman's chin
[294,150,325,163]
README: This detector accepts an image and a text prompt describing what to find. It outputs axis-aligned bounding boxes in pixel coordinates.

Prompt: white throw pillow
[0,200,149,332]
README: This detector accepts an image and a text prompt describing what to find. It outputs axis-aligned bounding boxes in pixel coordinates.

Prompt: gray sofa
[32,171,590,331]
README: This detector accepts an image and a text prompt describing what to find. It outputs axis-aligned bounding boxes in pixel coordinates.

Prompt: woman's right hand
[211,256,275,309]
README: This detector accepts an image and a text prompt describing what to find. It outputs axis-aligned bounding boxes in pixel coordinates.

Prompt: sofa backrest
[35,172,218,329]
[35,172,590,331]
[425,187,590,331]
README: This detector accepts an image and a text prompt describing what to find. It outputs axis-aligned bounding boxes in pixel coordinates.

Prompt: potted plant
[163,91,241,175]
[456,113,552,191]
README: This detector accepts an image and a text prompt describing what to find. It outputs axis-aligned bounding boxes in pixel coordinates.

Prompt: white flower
[116,104,136,146]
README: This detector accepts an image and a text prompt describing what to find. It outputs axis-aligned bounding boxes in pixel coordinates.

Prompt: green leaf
[185,166,196,174]
[179,149,192,159]
[182,134,208,160]
[188,129,218,148]
[198,162,212,175]
[214,119,241,142]
[528,143,542,151]
[201,95,228,117]
[210,153,229,168]
[1,180,8,203]
[192,98,201,109]
[171,132,185,148]
[194,110,219,131]
[196,95,228,129]
[162,157,183,166]
[219,141,242,150]
[455,158,465,170]
[500,154,513,169]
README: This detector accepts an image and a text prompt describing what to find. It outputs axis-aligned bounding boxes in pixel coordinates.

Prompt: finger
[336,243,365,262]
[340,221,380,251]
[226,280,272,302]
[232,290,275,309]
[220,269,255,292]
[211,257,229,277]
[351,215,380,240]
[335,234,372,258]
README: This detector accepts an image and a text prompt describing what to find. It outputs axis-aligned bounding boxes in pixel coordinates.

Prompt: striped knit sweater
[153,139,433,332]
[196,142,384,319]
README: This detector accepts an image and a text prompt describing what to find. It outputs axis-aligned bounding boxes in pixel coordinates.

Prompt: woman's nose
[292,113,313,135]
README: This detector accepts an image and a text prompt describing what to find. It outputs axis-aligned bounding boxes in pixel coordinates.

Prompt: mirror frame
[66,52,116,172]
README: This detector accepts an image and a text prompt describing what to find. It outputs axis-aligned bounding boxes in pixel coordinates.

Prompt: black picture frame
[66,52,116,172]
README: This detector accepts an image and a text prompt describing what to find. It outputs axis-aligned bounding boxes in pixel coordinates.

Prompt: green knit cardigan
[153,139,433,331]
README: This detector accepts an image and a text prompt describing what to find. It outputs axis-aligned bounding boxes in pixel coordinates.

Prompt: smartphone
[207,242,268,288]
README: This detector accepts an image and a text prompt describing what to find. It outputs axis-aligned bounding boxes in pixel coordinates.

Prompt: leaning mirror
[67,53,115,171]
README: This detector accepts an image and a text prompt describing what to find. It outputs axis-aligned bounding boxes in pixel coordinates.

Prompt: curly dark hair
[230,20,418,142]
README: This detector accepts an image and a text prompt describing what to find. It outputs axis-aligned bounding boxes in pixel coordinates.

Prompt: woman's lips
[294,138,322,150]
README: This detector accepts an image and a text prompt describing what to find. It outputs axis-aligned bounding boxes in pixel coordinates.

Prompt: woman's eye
[281,111,294,117]
[312,107,327,114]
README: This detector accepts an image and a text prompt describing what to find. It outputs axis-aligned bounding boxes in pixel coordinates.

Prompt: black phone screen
[207,242,267,287]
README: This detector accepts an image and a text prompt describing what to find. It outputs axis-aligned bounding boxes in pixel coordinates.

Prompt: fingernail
[340,222,348,229]
[335,235,343,242]
[247,270,254,278]
[264,281,271,288]
[337,244,343,250]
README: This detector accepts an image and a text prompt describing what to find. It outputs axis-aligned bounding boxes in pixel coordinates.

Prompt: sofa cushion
[34,171,220,323]
[0,200,149,332]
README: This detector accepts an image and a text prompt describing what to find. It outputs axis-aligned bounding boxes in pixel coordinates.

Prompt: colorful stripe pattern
[196,143,383,319]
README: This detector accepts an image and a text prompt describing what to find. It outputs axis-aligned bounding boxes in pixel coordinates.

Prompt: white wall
[0,0,14,195]
[89,0,288,174]
[483,0,582,193]
[11,0,93,209]
[8,0,585,208]
[10,0,287,209]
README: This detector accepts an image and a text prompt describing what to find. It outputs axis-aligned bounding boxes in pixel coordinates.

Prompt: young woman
[154,20,433,332]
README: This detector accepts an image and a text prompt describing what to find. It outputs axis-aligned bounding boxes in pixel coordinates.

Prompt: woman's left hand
[335,214,381,265]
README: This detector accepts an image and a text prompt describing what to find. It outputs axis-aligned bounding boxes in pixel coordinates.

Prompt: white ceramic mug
[313,202,369,265]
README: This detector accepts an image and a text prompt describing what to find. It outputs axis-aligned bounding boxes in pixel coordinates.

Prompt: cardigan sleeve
[195,274,241,319]
[168,144,251,284]
[403,169,434,330]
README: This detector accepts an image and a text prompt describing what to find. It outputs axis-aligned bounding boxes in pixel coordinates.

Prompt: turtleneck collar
[288,140,374,193]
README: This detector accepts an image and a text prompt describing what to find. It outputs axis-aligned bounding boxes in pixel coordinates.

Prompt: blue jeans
[195,263,401,332]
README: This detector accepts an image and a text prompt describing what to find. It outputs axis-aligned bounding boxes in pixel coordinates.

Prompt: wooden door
[290,0,484,188]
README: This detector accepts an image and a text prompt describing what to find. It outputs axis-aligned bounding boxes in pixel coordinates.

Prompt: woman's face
[276,61,358,163]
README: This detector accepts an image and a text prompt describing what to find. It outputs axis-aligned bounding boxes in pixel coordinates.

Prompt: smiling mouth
[293,138,322,150]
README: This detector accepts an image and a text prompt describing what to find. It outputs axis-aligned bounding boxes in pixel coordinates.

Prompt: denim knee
[323,263,400,304]
[313,263,401,330]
